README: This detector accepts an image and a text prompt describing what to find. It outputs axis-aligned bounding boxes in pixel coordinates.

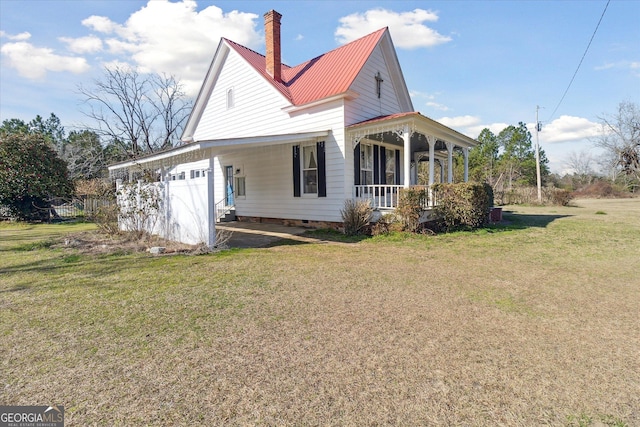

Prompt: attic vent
[227,88,234,109]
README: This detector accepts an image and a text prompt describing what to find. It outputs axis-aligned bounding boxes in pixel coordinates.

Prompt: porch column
[162,167,169,239]
[402,125,411,188]
[463,147,469,182]
[428,136,435,207]
[206,156,216,249]
[428,137,435,186]
[446,141,454,183]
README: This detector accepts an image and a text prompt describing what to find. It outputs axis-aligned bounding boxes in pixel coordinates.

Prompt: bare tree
[64,130,106,180]
[565,149,596,186]
[78,66,192,159]
[594,101,640,188]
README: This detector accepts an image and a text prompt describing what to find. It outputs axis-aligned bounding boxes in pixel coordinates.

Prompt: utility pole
[535,105,542,204]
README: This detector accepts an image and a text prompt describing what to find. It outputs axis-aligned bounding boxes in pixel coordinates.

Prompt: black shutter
[354,143,361,185]
[293,145,301,197]
[395,149,401,185]
[317,141,326,197]
[380,147,387,184]
[373,145,380,185]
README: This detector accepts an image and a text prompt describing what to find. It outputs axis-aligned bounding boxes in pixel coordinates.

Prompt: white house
[108,10,478,247]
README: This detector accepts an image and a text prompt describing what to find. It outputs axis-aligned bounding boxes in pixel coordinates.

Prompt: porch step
[218,208,236,223]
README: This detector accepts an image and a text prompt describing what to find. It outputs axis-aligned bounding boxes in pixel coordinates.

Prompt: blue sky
[1,0,639,173]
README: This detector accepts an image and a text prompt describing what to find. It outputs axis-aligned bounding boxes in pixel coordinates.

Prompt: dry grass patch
[1,198,639,425]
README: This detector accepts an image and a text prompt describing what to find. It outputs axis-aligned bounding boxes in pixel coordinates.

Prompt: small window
[226,88,234,109]
[178,172,185,180]
[302,145,318,194]
[235,176,246,197]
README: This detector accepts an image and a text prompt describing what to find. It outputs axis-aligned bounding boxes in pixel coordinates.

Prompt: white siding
[214,131,346,223]
[345,44,408,125]
[194,47,343,141]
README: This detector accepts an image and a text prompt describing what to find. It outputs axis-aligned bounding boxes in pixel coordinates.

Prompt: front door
[224,165,234,206]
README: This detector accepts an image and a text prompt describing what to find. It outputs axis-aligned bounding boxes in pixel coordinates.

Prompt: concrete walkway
[216,222,329,248]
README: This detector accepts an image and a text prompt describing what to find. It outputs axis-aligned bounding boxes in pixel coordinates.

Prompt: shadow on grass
[303,229,371,243]
[0,253,145,291]
[491,211,573,230]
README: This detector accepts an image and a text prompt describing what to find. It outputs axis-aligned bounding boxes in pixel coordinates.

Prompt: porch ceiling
[107,130,330,176]
[346,112,477,152]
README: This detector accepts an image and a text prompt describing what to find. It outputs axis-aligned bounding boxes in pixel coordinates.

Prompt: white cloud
[595,60,640,76]
[436,115,508,139]
[425,101,450,111]
[104,38,138,55]
[9,32,32,41]
[539,115,601,143]
[79,1,262,95]
[0,41,90,79]
[0,31,32,41]
[295,34,304,41]
[59,35,103,54]
[410,90,450,111]
[336,8,451,49]
[438,115,481,128]
[101,59,135,72]
[82,15,121,34]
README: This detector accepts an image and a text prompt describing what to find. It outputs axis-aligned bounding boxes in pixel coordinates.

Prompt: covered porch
[107,130,331,248]
[347,112,478,209]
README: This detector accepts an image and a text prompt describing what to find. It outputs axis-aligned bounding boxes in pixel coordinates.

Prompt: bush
[116,181,162,239]
[550,189,574,206]
[370,213,403,236]
[572,181,630,199]
[396,187,428,232]
[341,199,373,235]
[432,182,492,231]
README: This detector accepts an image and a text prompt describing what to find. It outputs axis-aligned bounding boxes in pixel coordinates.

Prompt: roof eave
[282,90,359,114]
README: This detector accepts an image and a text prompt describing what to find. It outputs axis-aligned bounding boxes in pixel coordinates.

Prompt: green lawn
[1,198,639,426]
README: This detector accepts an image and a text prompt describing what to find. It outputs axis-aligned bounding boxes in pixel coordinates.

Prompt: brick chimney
[264,10,282,82]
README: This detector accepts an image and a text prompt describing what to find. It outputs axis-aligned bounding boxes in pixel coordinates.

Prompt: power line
[546,0,610,123]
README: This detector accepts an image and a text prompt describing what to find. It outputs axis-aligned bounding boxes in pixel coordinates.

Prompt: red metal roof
[226,27,387,106]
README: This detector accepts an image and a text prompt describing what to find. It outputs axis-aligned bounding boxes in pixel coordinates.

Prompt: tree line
[0,62,638,220]
[0,67,191,220]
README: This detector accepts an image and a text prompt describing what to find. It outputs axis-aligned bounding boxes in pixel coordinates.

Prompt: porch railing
[353,185,435,210]
[215,196,234,222]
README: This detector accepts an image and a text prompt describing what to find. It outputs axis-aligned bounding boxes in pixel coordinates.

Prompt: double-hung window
[293,142,326,198]
[360,143,373,185]
[385,150,395,185]
[302,145,318,194]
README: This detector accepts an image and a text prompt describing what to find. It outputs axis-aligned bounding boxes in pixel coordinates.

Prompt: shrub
[116,181,162,239]
[550,189,573,206]
[432,182,492,231]
[396,187,428,232]
[371,213,402,236]
[341,199,372,235]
